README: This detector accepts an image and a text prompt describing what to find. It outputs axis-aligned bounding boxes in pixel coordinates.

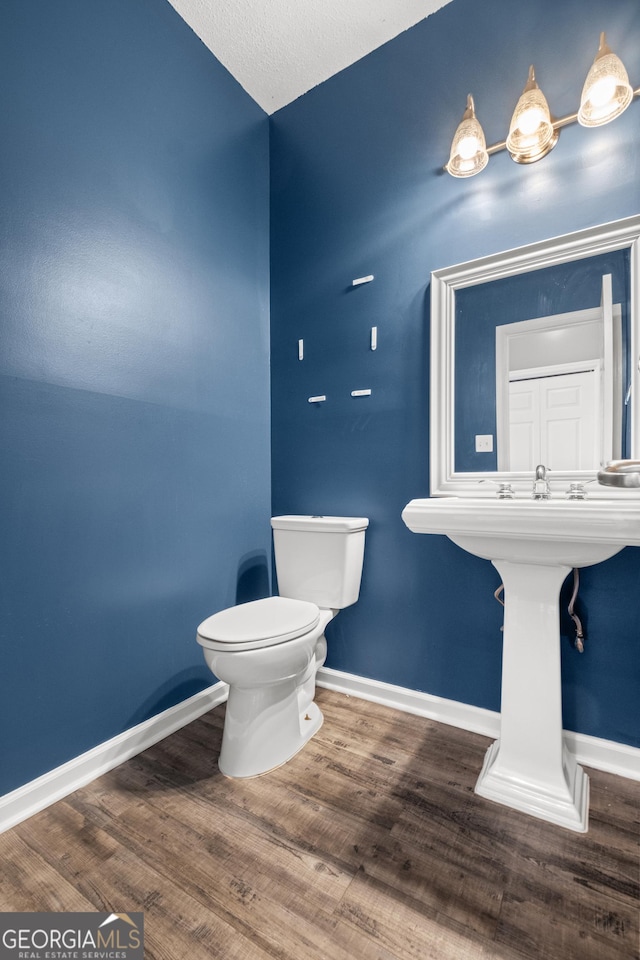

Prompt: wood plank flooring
[1,688,638,960]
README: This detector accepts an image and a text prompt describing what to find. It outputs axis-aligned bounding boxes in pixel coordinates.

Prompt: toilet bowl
[196,515,368,778]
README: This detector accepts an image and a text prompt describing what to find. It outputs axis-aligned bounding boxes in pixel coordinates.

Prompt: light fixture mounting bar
[485,85,639,158]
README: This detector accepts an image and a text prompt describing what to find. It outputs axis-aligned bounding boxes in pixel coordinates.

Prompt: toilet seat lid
[197,596,320,646]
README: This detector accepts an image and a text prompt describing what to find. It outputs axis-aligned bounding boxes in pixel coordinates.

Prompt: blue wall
[0,0,271,794]
[271,0,640,747]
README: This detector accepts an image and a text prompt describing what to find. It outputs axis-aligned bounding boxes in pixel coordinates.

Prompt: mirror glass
[454,250,630,472]
[430,216,640,496]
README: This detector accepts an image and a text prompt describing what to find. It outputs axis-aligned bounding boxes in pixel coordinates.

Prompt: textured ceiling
[166,0,454,114]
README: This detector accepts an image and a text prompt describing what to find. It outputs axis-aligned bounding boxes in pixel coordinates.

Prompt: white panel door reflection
[496,273,621,471]
[508,369,600,471]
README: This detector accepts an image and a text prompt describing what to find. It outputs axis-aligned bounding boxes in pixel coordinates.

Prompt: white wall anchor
[370,326,377,351]
[352,275,374,286]
[298,339,304,361]
[308,395,326,403]
[351,389,372,397]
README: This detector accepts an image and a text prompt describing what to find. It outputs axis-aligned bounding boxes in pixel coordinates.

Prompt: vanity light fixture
[506,65,558,163]
[578,32,633,126]
[446,94,489,178]
[446,32,638,177]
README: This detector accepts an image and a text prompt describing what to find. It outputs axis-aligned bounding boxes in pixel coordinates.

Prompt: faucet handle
[479,479,515,499]
[565,479,597,500]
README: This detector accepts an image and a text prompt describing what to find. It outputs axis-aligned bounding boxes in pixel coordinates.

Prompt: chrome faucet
[532,464,551,500]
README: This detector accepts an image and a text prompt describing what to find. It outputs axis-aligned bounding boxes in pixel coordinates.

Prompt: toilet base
[218,689,323,779]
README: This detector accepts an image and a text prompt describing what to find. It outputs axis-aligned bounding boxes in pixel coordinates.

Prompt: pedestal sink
[401,497,640,832]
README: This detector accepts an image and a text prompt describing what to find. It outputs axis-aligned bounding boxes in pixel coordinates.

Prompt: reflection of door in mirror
[454,249,630,473]
[508,369,600,471]
[495,275,622,471]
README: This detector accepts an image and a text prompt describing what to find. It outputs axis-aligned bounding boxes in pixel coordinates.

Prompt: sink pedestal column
[475,558,589,832]
[403,495,633,833]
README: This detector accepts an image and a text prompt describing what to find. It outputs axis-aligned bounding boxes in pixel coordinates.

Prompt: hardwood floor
[1,689,638,959]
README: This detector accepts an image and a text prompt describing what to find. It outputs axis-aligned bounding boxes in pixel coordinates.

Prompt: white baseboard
[2,669,637,835]
[317,667,640,783]
[0,682,228,835]
[564,730,640,782]
[317,666,501,737]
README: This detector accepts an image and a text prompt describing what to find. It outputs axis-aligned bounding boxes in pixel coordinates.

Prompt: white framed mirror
[430,215,640,497]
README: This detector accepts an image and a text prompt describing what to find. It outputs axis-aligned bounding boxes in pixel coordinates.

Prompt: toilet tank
[271,516,368,609]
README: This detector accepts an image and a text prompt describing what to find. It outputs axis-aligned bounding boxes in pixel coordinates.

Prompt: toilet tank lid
[271,515,369,533]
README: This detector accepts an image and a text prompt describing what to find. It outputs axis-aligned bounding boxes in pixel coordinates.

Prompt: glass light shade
[446,95,489,178]
[578,33,633,127]
[506,66,558,164]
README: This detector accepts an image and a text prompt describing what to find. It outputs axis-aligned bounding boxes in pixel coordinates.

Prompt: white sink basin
[402,496,640,832]
[402,497,640,567]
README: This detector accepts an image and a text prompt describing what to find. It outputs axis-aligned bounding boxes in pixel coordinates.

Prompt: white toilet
[196,515,368,778]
